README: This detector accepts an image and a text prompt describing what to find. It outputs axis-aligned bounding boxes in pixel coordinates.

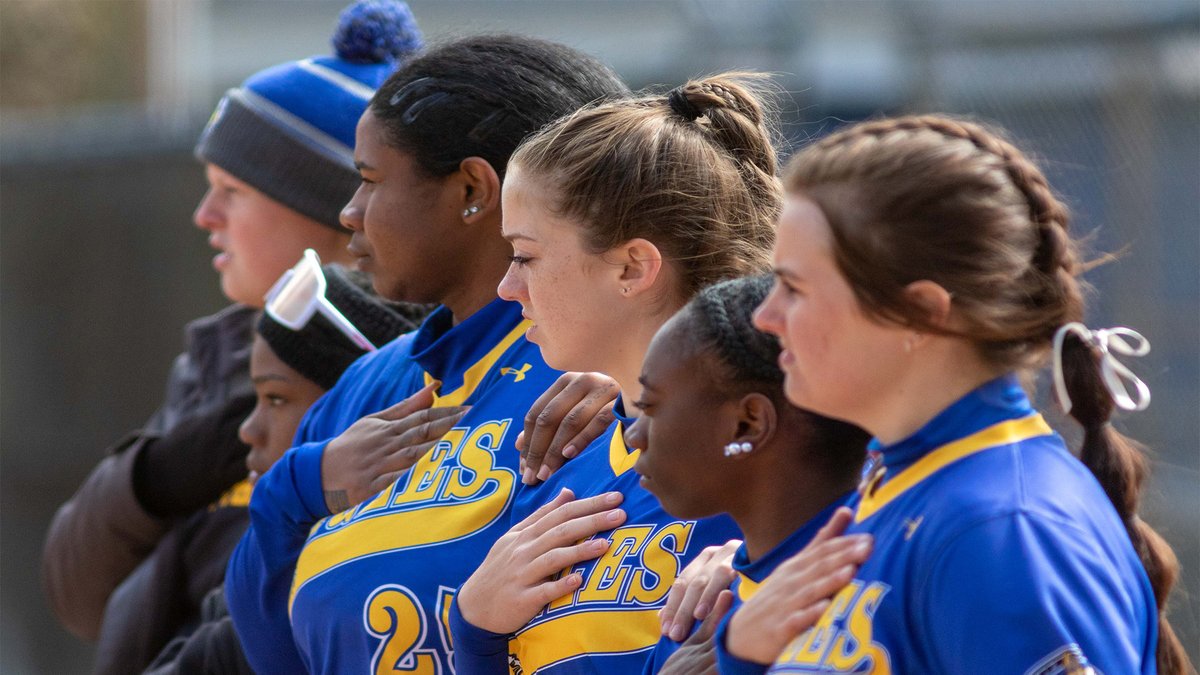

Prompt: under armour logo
[500,364,532,382]
[903,516,924,540]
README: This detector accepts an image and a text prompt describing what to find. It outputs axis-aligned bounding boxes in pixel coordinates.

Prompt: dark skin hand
[658,590,735,675]
[516,372,619,485]
[321,382,469,512]
[321,373,618,512]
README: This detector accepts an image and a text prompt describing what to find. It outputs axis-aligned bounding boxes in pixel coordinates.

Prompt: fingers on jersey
[320,396,469,511]
[725,533,872,664]
[390,405,470,448]
[518,372,620,484]
[693,589,735,643]
[374,381,438,421]
[456,489,626,634]
[658,591,733,675]
[811,506,854,545]
[660,539,741,640]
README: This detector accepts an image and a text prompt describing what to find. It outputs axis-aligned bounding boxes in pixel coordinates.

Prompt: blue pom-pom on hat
[334,0,424,63]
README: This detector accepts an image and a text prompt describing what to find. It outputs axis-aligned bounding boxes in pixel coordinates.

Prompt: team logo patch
[500,363,532,382]
[1025,643,1100,675]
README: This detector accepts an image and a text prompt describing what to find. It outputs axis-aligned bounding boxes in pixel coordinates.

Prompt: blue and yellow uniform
[765,375,1157,674]
[629,497,846,675]
[451,403,742,674]
[226,299,562,674]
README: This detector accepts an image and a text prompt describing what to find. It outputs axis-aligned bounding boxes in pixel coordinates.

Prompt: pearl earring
[462,205,481,218]
[723,441,753,457]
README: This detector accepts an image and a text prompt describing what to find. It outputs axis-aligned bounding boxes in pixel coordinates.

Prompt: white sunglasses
[264,249,377,352]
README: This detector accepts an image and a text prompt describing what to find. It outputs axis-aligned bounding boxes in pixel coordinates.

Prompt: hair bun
[667,88,704,122]
[333,0,423,64]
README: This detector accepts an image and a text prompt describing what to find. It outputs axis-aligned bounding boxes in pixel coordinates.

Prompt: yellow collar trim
[736,573,762,602]
[423,320,530,407]
[608,421,641,477]
[855,413,1053,523]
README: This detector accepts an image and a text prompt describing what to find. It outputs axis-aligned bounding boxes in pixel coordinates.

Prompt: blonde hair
[511,72,783,301]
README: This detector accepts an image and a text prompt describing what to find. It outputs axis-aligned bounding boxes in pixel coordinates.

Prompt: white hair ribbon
[1052,322,1151,415]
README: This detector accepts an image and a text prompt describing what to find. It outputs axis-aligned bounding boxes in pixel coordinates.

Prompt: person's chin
[783,375,812,409]
[537,341,576,373]
[220,274,254,307]
[652,490,700,521]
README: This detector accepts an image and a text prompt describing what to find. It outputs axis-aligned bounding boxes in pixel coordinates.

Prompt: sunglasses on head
[264,249,377,352]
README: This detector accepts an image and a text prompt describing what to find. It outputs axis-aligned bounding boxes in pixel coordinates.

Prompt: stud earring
[723,441,754,457]
[621,287,630,295]
[462,205,481,218]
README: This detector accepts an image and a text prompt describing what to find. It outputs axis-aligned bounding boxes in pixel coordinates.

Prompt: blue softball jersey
[451,403,743,674]
[226,299,563,674]
[764,375,1157,674]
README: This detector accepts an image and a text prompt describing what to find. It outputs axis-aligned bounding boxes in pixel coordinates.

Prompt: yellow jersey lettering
[787,582,858,665]
[355,481,398,518]
[444,421,511,500]
[435,586,456,654]
[364,585,439,675]
[545,522,694,612]
[290,419,517,612]
[512,522,693,671]
[827,582,891,673]
[775,581,893,672]
[629,522,694,605]
[392,434,458,507]
[576,525,654,605]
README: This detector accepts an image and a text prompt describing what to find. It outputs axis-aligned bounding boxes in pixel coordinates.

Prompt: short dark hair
[369,34,629,179]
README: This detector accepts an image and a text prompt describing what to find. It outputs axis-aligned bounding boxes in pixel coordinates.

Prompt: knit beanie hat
[257,264,428,390]
[196,0,423,230]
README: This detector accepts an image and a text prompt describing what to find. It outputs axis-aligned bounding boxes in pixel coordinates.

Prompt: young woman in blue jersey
[620,275,873,674]
[451,74,790,674]
[225,36,630,675]
[735,115,1191,673]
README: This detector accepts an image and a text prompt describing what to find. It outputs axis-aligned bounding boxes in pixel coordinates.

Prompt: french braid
[786,114,1191,673]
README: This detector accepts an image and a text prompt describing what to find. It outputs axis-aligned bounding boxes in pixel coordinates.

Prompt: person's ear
[722,392,776,459]
[612,238,665,298]
[902,279,953,350]
[456,156,501,222]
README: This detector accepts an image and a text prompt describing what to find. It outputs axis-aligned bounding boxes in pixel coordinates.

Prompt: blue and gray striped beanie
[195,0,422,230]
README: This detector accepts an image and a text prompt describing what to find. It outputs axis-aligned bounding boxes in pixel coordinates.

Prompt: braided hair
[784,114,1189,673]
[679,275,868,479]
[369,35,629,180]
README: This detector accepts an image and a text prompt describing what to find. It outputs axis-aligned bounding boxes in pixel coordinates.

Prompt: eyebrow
[772,267,804,283]
[501,230,535,243]
[637,375,658,392]
[252,374,289,385]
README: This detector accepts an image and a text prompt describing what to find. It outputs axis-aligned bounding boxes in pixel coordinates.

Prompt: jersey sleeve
[448,595,511,674]
[225,439,328,674]
[916,510,1149,674]
[714,610,769,675]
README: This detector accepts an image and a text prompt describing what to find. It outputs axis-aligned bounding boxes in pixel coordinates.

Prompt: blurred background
[2,0,1196,671]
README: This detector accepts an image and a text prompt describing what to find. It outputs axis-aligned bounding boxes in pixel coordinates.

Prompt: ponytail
[510,72,783,299]
[1058,332,1191,675]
